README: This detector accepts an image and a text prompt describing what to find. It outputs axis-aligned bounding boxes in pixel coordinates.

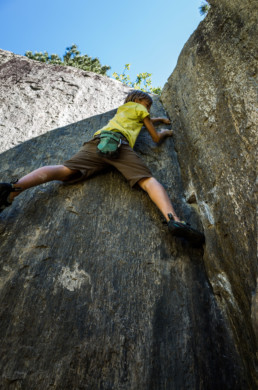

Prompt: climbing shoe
[167,214,205,245]
[0,181,22,213]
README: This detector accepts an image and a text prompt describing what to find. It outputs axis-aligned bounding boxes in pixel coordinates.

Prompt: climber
[0,90,204,245]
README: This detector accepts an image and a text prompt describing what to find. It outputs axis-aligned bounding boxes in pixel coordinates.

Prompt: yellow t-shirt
[94,102,150,148]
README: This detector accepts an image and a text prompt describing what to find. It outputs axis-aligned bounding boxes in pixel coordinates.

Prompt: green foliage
[25,45,161,94]
[199,1,210,15]
[113,64,162,95]
[25,44,111,75]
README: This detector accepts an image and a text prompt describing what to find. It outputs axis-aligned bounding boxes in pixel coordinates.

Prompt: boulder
[162,0,257,387]
[0,0,257,385]
[0,49,130,153]
[0,86,223,390]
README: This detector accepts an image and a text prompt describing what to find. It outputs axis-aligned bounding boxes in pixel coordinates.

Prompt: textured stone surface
[1,91,241,390]
[0,49,130,153]
[0,0,257,386]
[162,0,257,387]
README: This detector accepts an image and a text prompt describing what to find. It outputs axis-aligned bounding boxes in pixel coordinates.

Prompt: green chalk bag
[97,131,123,158]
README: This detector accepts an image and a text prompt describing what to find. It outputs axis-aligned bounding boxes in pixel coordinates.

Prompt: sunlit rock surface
[0,49,129,153]
[162,0,257,387]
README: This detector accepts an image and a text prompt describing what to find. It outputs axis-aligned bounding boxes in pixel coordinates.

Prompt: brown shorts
[63,138,152,187]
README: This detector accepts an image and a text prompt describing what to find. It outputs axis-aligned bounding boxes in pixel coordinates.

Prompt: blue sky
[0,0,205,88]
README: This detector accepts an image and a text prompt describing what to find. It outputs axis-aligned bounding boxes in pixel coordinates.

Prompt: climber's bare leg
[138,177,180,222]
[9,165,78,201]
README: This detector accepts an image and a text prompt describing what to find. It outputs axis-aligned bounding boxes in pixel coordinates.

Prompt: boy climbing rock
[0,90,204,245]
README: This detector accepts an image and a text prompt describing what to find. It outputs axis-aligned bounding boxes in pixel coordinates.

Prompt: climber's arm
[143,116,173,143]
[151,118,171,125]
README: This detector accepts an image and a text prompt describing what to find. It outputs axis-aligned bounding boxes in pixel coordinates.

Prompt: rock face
[0,49,130,153]
[0,1,257,388]
[161,0,257,387]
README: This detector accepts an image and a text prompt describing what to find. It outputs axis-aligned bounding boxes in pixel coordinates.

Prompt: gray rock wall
[161,0,257,387]
[0,49,129,153]
[0,0,257,386]
[0,94,249,390]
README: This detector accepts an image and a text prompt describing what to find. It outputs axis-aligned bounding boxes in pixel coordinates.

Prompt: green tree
[113,64,162,95]
[199,1,210,15]
[25,44,111,76]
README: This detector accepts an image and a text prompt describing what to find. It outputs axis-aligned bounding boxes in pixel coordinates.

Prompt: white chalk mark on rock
[199,201,215,226]
[56,264,91,292]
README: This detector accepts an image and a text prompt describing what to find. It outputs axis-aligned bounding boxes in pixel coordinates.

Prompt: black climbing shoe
[0,181,22,213]
[167,214,205,246]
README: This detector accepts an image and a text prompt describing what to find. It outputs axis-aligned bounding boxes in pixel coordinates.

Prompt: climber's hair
[124,90,153,106]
